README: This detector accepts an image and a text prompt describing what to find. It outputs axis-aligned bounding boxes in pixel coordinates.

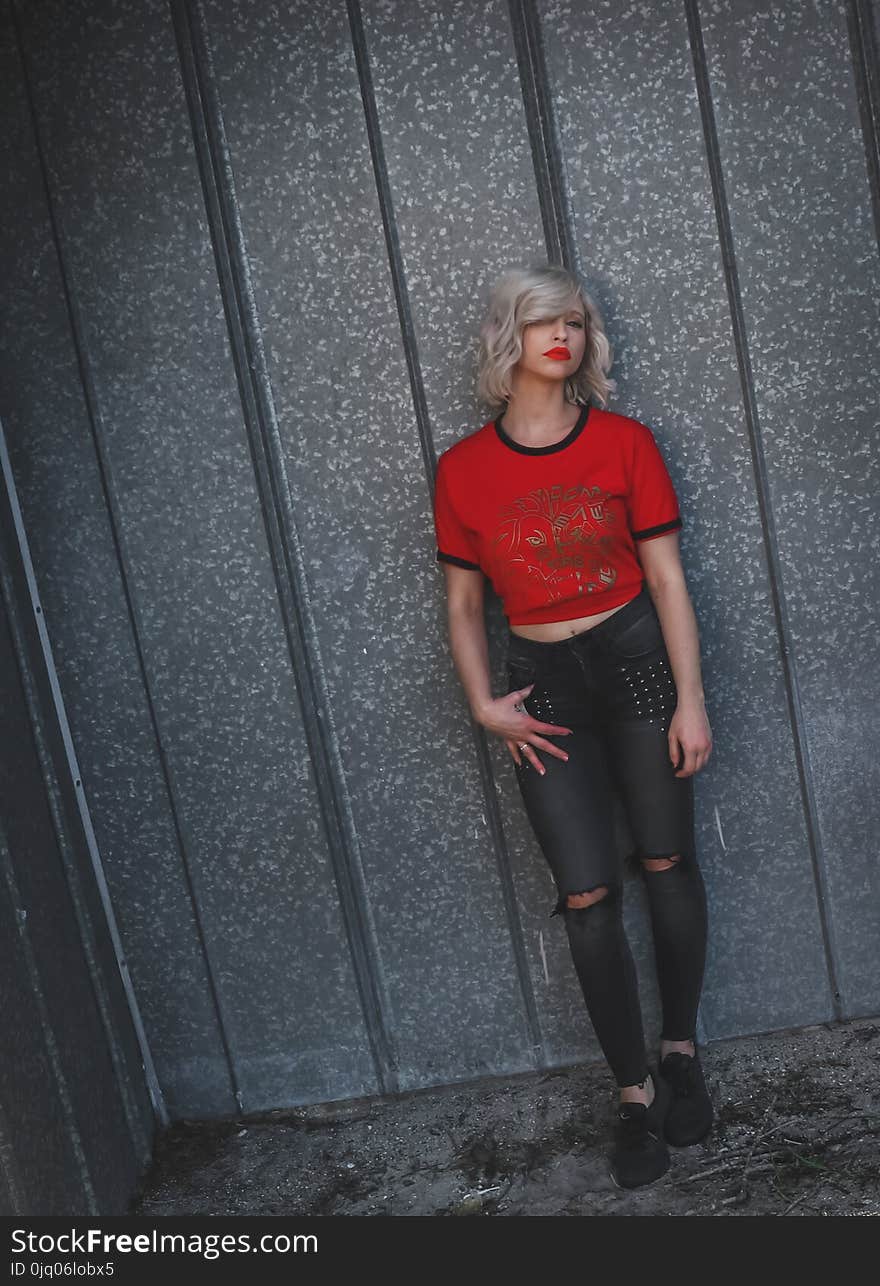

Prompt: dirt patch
[130,1016,880,1217]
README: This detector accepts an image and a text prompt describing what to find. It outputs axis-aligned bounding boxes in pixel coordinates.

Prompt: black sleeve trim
[632,516,682,542]
[437,549,482,571]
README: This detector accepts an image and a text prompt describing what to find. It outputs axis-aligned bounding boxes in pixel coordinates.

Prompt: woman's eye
[567,320,584,328]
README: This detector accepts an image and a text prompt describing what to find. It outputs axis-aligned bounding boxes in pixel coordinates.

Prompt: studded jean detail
[616,652,677,724]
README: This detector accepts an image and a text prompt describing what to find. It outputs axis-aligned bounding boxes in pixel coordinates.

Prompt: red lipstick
[543,346,571,360]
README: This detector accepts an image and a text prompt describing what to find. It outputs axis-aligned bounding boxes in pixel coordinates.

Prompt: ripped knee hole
[640,854,681,872]
[565,885,610,909]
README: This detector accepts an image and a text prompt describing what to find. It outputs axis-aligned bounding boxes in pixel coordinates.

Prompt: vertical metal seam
[0,1094,25,1216]
[685,0,844,1017]
[174,0,400,1094]
[0,422,167,1146]
[346,0,549,1069]
[7,1,183,1136]
[0,811,98,1213]
[508,0,577,270]
[846,0,880,252]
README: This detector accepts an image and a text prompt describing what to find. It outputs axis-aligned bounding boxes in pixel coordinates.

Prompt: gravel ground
[130,1016,880,1217]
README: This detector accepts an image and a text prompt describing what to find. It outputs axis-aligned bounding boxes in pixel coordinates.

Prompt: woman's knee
[640,854,681,873]
[566,885,610,909]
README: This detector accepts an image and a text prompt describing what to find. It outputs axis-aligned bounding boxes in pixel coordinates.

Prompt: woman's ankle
[660,1036,695,1060]
[619,1071,654,1107]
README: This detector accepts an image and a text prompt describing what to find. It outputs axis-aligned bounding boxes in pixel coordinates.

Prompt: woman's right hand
[477,683,573,776]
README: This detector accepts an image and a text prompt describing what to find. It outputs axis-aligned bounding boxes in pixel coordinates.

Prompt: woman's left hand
[668,702,713,777]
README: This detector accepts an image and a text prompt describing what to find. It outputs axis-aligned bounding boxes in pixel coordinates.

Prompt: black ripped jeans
[507,583,708,1087]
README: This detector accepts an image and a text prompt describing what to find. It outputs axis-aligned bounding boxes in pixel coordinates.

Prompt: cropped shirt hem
[506,580,647,627]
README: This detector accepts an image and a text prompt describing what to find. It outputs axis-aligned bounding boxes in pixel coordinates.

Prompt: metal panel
[0,814,87,1215]
[4,0,375,1114]
[0,6,238,1120]
[699,0,880,1016]
[201,0,541,1086]
[539,0,837,1037]
[0,477,152,1213]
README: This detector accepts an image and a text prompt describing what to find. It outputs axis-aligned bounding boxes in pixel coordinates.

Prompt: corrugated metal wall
[1,0,878,1206]
[0,435,156,1214]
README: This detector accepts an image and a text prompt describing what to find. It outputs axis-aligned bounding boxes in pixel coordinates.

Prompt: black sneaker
[657,1049,713,1146]
[608,1070,670,1189]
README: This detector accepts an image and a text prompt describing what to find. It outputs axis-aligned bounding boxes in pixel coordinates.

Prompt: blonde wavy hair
[476,264,616,412]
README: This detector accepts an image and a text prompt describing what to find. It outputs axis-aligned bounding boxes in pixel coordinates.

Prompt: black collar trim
[493,402,592,455]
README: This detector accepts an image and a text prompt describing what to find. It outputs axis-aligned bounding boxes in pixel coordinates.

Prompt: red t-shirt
[433,402,682,626]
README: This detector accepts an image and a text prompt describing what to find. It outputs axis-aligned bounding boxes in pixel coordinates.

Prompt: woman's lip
[543,348,571,359]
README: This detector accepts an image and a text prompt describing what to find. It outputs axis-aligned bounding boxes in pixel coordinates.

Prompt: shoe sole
[607,1153,671,1190]
[664,1120,713,1148]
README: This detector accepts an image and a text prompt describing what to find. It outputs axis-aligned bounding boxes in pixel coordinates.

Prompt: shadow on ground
[130,1017,880,1216]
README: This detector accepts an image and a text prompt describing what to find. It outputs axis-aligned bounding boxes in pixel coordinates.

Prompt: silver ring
[517,742,528,751]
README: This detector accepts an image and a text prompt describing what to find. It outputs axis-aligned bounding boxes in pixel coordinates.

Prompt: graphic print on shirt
[493,482,621,605]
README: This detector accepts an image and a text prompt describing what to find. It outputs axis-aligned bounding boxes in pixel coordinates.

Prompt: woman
[432,264,714,1189]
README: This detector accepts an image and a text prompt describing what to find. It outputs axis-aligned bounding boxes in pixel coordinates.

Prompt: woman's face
[516,299,587,385]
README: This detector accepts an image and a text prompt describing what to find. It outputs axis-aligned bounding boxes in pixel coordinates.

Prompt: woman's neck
[501,381,578,445]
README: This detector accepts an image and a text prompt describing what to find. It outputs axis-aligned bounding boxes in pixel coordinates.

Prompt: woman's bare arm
[441,564,492,720]
[440,563,572,771]
[637,533,712,777]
